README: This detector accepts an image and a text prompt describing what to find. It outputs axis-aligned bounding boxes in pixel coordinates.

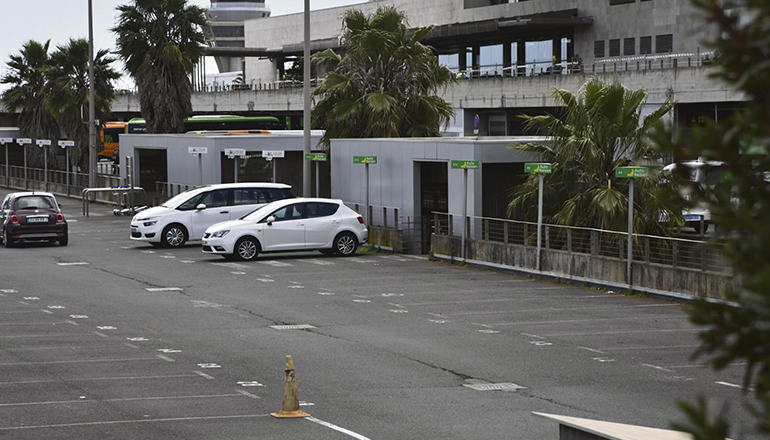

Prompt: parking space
[0,189,754,439]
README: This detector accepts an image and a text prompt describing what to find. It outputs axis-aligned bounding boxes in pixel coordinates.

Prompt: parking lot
[0,189,755,439]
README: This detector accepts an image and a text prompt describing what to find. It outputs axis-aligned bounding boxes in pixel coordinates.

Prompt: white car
[202,198,368,260]
[130,183,294,247]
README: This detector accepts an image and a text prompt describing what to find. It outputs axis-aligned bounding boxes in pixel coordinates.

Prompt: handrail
[82,186,145,217]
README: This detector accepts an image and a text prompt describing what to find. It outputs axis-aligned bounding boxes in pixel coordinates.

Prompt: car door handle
[297,223,304,227]
[220,210,229,214]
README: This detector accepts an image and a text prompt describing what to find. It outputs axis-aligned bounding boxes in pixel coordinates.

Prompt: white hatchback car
[202,198,368,260]
[130,183,294,247]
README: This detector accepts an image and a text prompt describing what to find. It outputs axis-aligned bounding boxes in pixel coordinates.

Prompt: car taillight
[56,214,64,223]
[357,216,364,224]
[10,215,19,224]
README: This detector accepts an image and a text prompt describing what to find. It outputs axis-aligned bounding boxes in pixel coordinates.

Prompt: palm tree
[311,6,456,147]
[46,39,120,170]
[1,40,60,168]
[112,0,209,133]
[509,78,680,235]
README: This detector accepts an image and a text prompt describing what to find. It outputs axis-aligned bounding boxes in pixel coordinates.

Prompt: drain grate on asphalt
[462,380,526,392]
[270,324,316,330]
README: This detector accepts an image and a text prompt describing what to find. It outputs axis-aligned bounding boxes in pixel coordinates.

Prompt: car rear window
[15,196,56,210]
[233,188,268,205]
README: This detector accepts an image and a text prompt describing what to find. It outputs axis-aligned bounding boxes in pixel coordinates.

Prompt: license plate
[27,217,48,223]
[684,215,701,221]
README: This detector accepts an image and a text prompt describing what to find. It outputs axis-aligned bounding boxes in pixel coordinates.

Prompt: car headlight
[210,230,229,238]
[139,216,160,227]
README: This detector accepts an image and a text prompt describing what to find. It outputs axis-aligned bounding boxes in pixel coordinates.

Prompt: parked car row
[130,182,368,260]
[1,183,368,260]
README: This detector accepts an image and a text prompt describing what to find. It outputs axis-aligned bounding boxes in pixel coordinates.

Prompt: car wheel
[59,235,68,246]
[234,237,260,261]
[334,232,358,256]
[3,230,14,248]
[162,224,187,248]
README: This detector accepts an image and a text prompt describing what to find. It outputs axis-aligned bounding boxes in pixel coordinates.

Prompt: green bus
[125,115,285,134]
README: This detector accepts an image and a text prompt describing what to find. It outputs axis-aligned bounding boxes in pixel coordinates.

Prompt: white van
[662,160,726,233]
[130,183,294,247]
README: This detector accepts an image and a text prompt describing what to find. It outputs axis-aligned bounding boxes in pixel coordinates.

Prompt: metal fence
[433,212,728,274]
[0,164,121,195]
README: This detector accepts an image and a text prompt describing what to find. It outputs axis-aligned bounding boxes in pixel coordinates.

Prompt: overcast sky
[0,0,368,89]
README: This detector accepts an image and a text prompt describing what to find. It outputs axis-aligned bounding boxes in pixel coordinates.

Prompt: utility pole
[302,0,311,197]
[88,0,97,189]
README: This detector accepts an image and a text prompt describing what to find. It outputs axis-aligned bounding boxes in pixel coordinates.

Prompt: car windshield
[160,187,208,209]
[241,203,280,222]
[15,196,56,210]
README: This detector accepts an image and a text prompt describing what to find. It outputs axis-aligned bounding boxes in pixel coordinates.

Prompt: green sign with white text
[615,167,649,178]
[451,160,479,170]
[524,163,552,174]
[354,156,377,164]
[305,153,328,161]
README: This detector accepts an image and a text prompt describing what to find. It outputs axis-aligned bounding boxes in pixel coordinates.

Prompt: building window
[656,34,673,53]
[624,37,635,56]
[610,0,635,4]
[640,36,652,54]
[609,39,621,57]
[594,40,605,58]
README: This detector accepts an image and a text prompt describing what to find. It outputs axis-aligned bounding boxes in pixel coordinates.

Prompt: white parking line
[0,357,162,367]
[306,416,373,440]
[0,414,272,431]
[0,393,246,408]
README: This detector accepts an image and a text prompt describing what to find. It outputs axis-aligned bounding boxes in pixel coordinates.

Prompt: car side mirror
[266,215,276,225]
[196,203,207,211]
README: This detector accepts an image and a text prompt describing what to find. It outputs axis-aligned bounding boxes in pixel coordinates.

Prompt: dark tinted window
[198,189,230,208]
[177,192,206,210]
[306,202,339,218]
[266,188,294,202]
[264,204,304,222]
[233,188,268,205]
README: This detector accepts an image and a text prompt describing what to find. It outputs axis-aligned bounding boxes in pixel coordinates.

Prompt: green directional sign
[305,153,328,161]
[615,166,649,178]
[524,163,552,174]
[451,160,479,170]
[354,156,377,164]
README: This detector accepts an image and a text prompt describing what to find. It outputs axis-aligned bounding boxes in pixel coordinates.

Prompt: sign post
[615,166,649,285]
[525,163,553,271]
[305,153,328,197]
[262,150,285,184]
[0,138,12,187]
[224,149,246,183]
[58,140,75,195]
[188,147,208,185]
[354,156,377,225]
[36,139,52,190]
[451,160,479,260]
[17,138,31,189]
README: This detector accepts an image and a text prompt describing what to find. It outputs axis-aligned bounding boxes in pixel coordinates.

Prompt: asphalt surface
[0,188,757,439]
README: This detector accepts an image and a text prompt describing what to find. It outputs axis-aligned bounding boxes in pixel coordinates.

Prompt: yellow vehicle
[99,121,126,160]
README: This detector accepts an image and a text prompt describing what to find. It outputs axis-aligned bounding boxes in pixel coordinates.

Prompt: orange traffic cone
[271,355,310,418]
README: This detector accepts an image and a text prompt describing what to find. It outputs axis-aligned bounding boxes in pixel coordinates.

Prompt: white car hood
[205,219,247,234]
[133,205,175,221]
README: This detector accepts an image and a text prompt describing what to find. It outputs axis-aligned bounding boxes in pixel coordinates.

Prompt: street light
[303,0,311,197]
[88,0,97,190]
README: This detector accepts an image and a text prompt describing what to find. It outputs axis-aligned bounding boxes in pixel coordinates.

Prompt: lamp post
[88,0,97,190]
[302,0,311,197]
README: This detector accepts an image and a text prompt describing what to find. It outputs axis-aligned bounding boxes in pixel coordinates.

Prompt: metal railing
[433,212,728,274]
[1,164,121,195]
